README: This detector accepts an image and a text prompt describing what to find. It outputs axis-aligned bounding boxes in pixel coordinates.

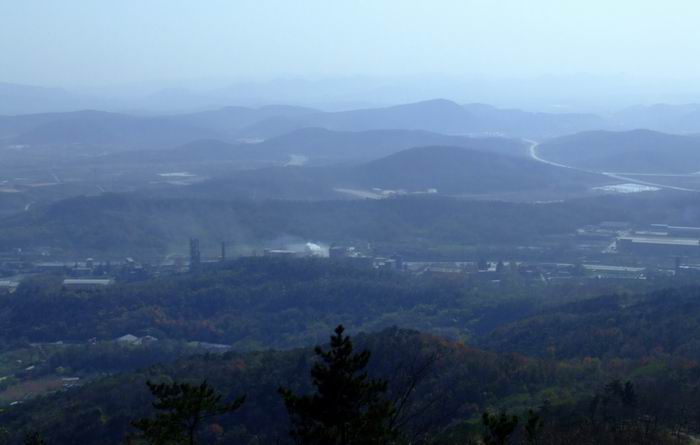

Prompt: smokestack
[221,241,226,261]
[189,238,201,271]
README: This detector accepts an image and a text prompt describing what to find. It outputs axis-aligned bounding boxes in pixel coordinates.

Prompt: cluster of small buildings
[0,254,149,294]
[577,221,632,240]
[328,244,406,270]
[401,259,653,283]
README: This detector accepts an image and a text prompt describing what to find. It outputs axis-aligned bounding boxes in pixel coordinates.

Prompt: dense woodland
[1,257,542,348]
[0,257,676,349]
[4,324,700,444]
[484,288,700,360]
[2,258,700,443]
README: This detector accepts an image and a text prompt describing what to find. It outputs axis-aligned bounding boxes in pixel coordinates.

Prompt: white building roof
[619,236,700,247]
[63,278,114,286]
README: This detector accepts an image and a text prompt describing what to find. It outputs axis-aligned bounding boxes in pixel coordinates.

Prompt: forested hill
[1,192,698,258]
[8,257,700,359]
[172,143,607,202]
[0,328,602,444]
[482,286,700,360]
[93,128,525,165]
[5,260,700,443]
[0,257,539,348]
[6,319,700,444]
[346,145,604,194]
[0,194,598,257]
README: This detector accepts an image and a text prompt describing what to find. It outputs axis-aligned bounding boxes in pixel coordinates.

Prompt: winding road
[526,140,700,193]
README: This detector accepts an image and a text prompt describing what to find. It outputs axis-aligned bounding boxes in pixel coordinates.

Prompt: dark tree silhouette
[0,428,10,445]
[23,431,46,445]
[524,409,543,445]
[482,411,518,445]
[132,380,244,445]
[611,380,637,408]
[279,324,397,445]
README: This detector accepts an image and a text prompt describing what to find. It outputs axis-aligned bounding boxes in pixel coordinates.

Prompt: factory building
[63,278,114,291]
[649,224,700,238]
[617,236,700,256]
[263,249,297,258]
[583,264,646,280]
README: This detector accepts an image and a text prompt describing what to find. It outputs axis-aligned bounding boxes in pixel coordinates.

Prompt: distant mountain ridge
[613,103,700,134]
[7,80,700,136]
[0,99,612,153]
[12,110,216,149]
[233,99,610,139]
[170,104,319,136]
[256,127,530,160]
[0,82,111,115]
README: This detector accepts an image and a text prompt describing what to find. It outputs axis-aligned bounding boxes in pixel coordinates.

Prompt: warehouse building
[617,236,700,256]
[649,224,700,238]
[63,278,114,291]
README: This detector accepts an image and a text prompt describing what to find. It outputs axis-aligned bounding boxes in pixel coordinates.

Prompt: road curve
[525,139,699,193]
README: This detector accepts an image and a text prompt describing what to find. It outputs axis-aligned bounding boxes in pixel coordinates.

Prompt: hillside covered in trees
[3,323,700,444]
[2,259,700,443]
[0,257,679,350]
[2,192,700,259]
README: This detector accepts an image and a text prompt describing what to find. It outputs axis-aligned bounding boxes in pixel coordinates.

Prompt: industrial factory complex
[0,220,699,293]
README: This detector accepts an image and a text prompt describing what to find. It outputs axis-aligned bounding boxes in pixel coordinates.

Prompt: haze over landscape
[3,2,700,444]
[4,0,700,112]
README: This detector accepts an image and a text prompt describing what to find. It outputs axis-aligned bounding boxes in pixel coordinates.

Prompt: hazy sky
[1,0,697,87]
